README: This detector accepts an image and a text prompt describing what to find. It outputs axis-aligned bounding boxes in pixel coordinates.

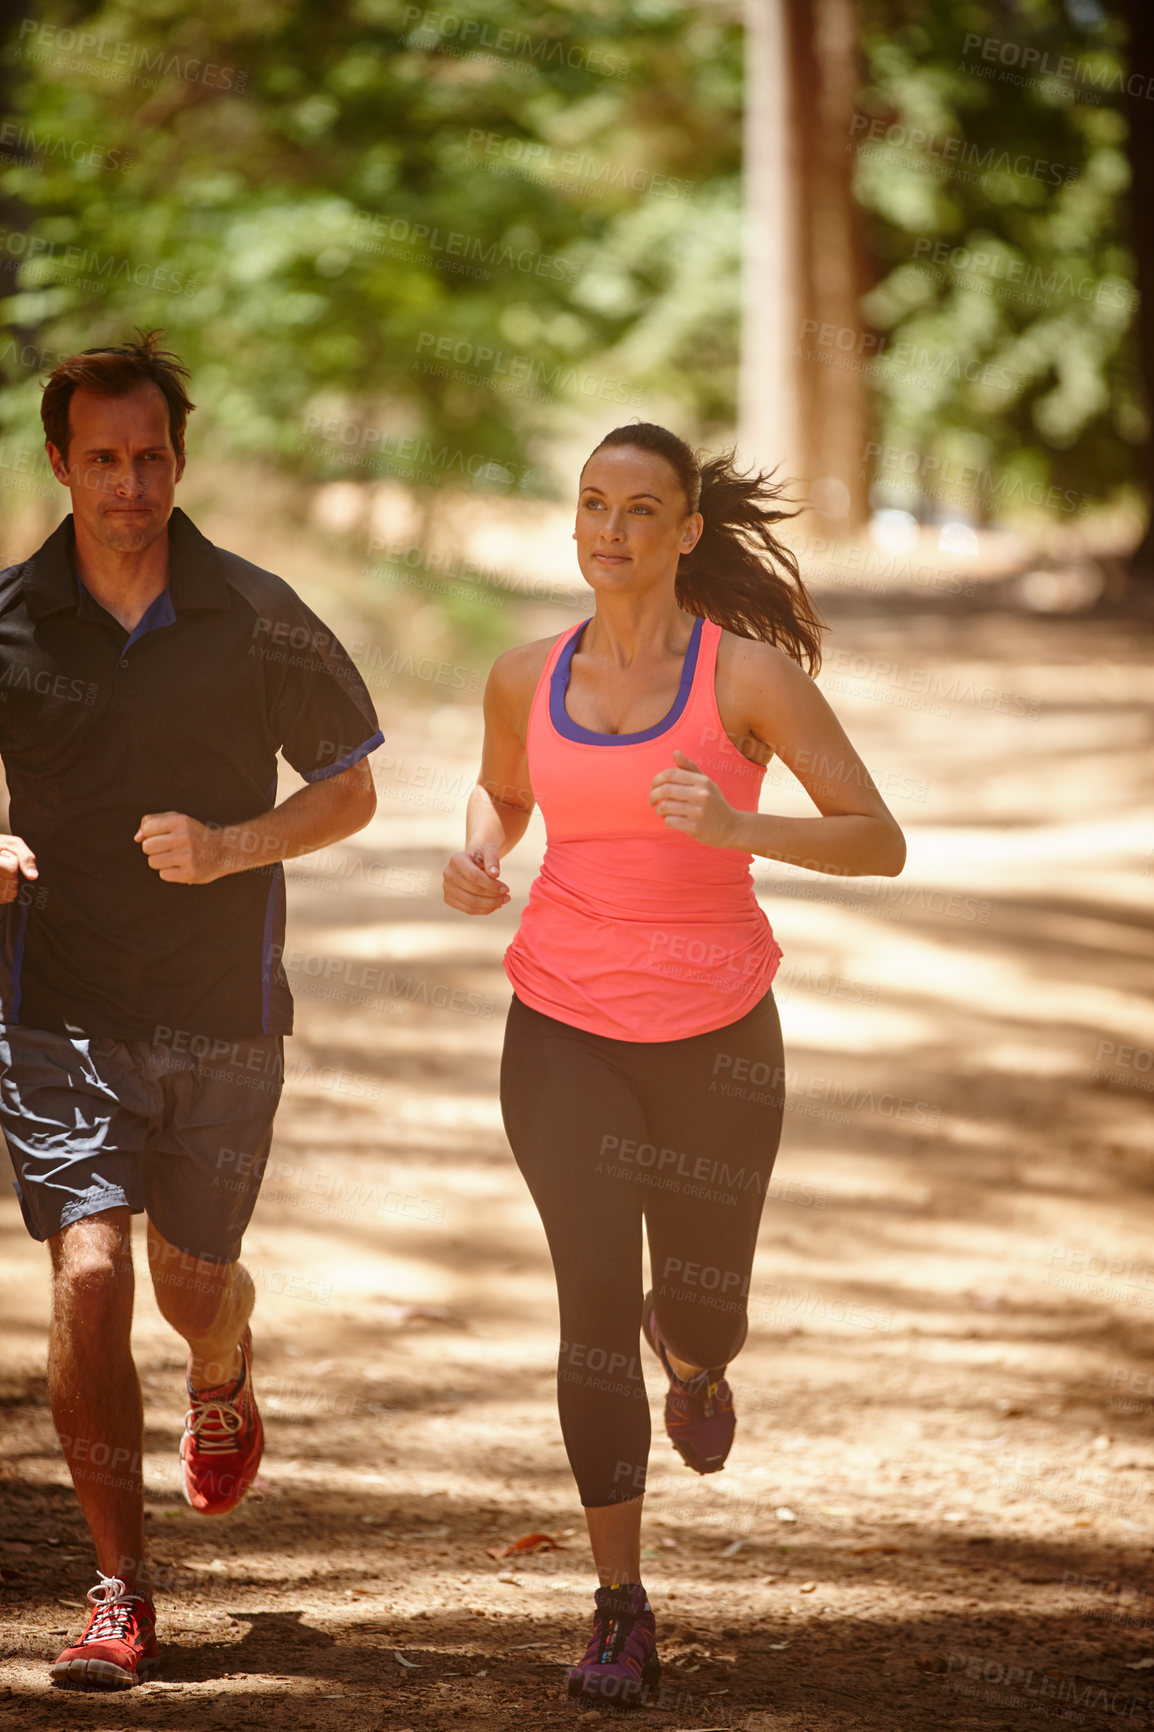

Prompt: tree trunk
[739,0,801,484]
[741,0,869,533]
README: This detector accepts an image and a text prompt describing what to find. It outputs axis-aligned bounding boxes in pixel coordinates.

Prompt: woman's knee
[656,1298,748,1370]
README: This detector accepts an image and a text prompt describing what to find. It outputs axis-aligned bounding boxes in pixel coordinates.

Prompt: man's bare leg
[146,1222,253,1388]
[48,1209,149,1593]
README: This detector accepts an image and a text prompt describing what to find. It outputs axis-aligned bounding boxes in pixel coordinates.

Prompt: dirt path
[2,593,1153,1732]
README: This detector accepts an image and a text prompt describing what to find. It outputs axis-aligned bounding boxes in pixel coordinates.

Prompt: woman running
[443,423,905,1706]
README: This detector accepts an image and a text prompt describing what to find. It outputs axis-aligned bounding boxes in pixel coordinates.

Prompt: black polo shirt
[0,507,384,1039]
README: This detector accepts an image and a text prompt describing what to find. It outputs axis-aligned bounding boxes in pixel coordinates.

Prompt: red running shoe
[180,1325,263,1514]
[642,1290,736,1475]
[51,1573,159,1689]
[566,1582,661,1705]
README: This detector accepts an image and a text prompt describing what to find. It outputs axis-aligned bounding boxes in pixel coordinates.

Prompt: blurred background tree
[0,0,1148,562]
[850,0,1144,542]
[0,0,743,492]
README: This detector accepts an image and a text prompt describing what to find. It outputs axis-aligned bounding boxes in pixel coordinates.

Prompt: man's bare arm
[135,759,377,885]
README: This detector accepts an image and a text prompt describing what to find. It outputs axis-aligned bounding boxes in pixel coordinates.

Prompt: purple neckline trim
[549,615,704,746]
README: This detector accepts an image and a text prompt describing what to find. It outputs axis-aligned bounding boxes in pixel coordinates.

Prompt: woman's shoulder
[492,628,571,686]
[486,626,578,722]
[714,624,809,689]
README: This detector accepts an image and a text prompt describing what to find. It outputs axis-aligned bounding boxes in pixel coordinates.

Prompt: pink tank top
[503,614,782,1041]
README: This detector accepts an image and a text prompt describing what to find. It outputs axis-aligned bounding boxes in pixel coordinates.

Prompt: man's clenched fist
[135,812,224,885]
[0,835,37,903]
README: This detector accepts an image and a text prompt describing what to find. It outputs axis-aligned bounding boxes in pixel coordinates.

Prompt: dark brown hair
[41,329,195,462]
[586,422,824,674]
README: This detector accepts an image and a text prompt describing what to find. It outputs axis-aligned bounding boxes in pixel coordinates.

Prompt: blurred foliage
[0,0,1143,523]
[0,0,742,496]
[854,0,1143,521]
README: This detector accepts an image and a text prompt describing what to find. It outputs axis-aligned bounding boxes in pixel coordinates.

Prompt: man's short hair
[41,329,195,462]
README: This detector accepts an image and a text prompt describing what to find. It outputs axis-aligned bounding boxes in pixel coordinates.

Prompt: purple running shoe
[642,1289,736,1475]
[566,1582,661,1705]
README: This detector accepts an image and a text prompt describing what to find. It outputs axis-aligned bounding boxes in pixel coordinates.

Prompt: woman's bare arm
[650,635,906,878]
[443,637,553,915]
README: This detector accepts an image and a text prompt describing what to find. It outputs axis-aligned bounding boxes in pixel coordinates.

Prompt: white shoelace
[81,1572,149,1643]
[183,1392,245,1455]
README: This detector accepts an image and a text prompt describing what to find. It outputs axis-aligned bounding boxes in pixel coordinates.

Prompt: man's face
[46,382,184,555]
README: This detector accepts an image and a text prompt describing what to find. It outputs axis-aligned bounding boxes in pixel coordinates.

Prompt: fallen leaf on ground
[393,1651,421,1668]
[1125,1659,1154,1670]
[486,1531,560,1558]
[799,1582,817,1593]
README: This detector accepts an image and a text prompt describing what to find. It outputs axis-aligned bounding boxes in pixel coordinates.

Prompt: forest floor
[2,574,1154,1732]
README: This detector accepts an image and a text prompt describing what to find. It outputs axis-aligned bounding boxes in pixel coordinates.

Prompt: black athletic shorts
[0,1023,283,1264]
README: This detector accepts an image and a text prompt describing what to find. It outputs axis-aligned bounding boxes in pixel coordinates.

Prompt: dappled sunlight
[315,921,511,962]
[4,601,1153,1732]
[777,995,932,1050]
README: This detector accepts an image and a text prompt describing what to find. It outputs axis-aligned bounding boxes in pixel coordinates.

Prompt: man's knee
[50,1217,134,1317]
[148,1235,239,1326]
[148,1223,221,1281]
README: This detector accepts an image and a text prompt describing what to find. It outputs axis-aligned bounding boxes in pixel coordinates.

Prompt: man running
[0,332,383,1689]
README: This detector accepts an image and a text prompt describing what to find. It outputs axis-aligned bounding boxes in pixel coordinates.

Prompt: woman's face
[574,443,702,595]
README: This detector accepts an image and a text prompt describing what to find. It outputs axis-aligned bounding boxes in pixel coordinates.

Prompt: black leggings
[500,990,784,1507]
